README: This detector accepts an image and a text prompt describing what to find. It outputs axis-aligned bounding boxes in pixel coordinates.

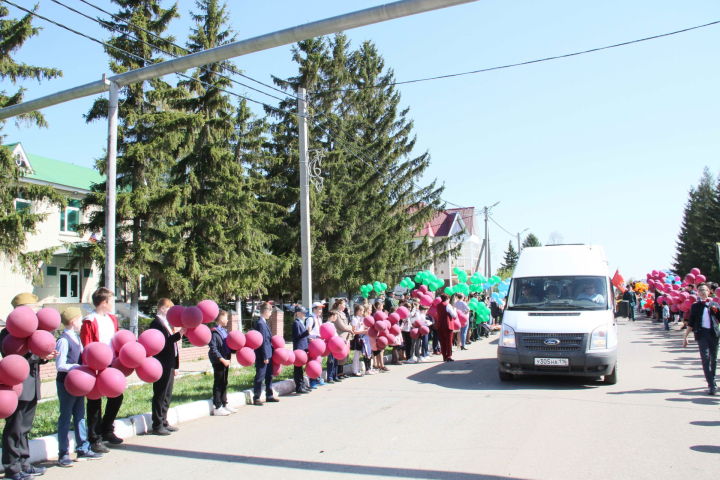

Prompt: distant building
[1,143,104,319]
[414,207,481,284]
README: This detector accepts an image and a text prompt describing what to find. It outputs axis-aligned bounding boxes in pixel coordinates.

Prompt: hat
[11,292,39,308]
[61,307,83,325]
[311,302,324,309]
[294,306,308,314]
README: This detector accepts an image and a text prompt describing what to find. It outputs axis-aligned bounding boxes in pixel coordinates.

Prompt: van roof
[513,245,609,278]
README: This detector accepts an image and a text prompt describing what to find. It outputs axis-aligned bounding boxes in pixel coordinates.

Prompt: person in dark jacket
[208,310,235,415]
[252,302,277,406]
[291,306,311,394]
[688,283,720,395]
[148,298,185,435]
[1,293,58,480]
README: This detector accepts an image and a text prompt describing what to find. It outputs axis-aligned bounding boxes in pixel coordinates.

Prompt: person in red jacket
[80,287,122,453]
[436,294,457,362]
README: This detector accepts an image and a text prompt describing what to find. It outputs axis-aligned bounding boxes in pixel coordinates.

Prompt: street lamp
[516,227,529,253]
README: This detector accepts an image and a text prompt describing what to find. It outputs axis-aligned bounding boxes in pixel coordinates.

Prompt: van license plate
[534,358,569,367]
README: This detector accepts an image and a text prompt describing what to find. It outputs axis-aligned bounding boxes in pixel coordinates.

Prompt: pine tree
[0,5,63,278]
[498,241,518,278]
[81,0,186,329]
[674,168,720,281]
[521,233,542,249]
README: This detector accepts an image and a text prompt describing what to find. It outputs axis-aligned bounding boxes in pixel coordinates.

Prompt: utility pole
[105,80,118,300]
[482,201,500,278]
[298,87,312,308]
[516,227,529,253]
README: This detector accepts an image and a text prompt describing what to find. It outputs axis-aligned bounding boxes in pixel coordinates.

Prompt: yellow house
[1,143,104,319]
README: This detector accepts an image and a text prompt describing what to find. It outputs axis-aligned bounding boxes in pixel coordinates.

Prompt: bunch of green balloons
[399,277,416,289]
[468,297,491,323]
[444,283,470,296]
[452,267,468,284]
[413,270,445,291]
[359,284,374,298]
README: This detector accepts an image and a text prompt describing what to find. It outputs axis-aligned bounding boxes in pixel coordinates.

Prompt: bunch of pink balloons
[647,267,718,312]
[364,307,409,351]
[165,299,218,347]
[3,306,61,358]
[410,285,435,307]
[66,339,126,400]
[0,354,29,418]
[235,329,262,367]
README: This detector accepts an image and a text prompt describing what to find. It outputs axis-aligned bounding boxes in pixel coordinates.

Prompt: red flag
[612,269,626,293]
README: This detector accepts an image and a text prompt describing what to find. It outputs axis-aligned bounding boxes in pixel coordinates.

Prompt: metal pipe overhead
[0,0,478,121]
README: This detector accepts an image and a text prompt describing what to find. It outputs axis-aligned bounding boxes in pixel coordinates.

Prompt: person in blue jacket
[208,310,236,416]
[252,302,278,406]
[292,306,311,394]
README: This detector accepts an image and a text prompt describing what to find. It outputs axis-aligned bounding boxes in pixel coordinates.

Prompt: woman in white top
[350,303,369,375]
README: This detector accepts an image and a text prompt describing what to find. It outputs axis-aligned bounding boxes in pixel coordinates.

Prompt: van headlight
[501,324,516,348]
[589,325,608,350]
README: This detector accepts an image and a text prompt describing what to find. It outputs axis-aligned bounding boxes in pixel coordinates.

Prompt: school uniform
[149,315,182,431]
[252,317,275,401]
[291,316,310,392]
[208,325,233,409]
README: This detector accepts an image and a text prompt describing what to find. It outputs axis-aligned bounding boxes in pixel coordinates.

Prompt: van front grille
[517,332,586,352]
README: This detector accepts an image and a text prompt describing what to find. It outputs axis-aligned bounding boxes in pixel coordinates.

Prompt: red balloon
[36,308,61,332]
[272,361,282,376]
[181,306,203,329]
[138,329,165,357]
[6,306,38,339]
[328,336,345,355]
[166,305,185,328]
[244,330,263,350]
[136,356,162,383]
[376,336,389,349]
[28,330,55,357]
[111,330,136,353]
[410,328,420,339]
[390,324,401,336]
[271,335,285,349]
[419,325,430,335]
[293,349,308,367]
[0,355,29,386]
[236,347,256,366]
[363,316,375,328]
[119,342,146,369]
[272,347,290,365]
[308,339,326,358]
[396,306,410,320]
[226,331,246,350]
[186,324,211,347]
[305,359,322,379]
[95,367,127,398]
[196,299,219,324]
[84,342,113,371]
[319,323,336,340]
[2,335,28,356]
[373,311,388,322]
[110,357,133,377]
[0,388,19,419]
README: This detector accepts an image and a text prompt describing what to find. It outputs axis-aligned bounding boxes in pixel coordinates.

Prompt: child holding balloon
[208,310,235,415]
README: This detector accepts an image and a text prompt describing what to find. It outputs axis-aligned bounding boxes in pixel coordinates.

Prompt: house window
[59,269,79,300]
[46,266,58,276]
[14,198,31,212]
[60,199,81,232]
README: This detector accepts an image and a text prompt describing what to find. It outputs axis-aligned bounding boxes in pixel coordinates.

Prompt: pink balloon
[385,333,397,345]
[0,355,29,386]
[420,294,433,307]
[271,335,285,349]
[36,308,61,332]
[690,268,701,276]
[272,347,291,365]
[685,274,696,284]
[138,329,165,357]
[432,297,442,306]
[284,350,296,367]
[419,325,430,335]
[322,341,332,357]
[410,328,419,339]
[396,307,410,320]
[244,330,263,350]
[388,312,401,325]
[181,306,203,329]
[119,342,147,369]
[6,306,38,339]
[110,357,133,377]
[375,320,388,332]
[226,331,246,350]
[236,347,256,366]
[84,342,113,371]
[305,359,322,379]
[136,356,162,383]
[412,319,423,328]
[450,319,461,331]
[658,271,667,278]
[196,299,219,324]
[332,345,349,360]
[373,311,388,322]
[696,274,706,283]
[0,388,19,419]
[186,324,211,347]
[418,285,429,294]
[293,349,308,367]
[363,316,375,328]
[390,324,401,336]
[9,384,21,398]
[86,382,103,400]
[1,335,28,356]
[367,326,378,338]
[272,361,283,376]
[327,336,345,355]
[376,336,389,349]
[457,310,469,327]
[95,367,127,398]
[28,330,55,358]
[111,329,136,353]
[319,323,336,340]
[166,305,185,328]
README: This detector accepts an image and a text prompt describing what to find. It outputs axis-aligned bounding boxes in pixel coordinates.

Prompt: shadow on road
[120,444,531,479]
[690,420,720,427]
[689,445,720,454]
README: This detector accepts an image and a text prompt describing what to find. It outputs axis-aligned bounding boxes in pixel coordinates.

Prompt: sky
[2,0,720,281]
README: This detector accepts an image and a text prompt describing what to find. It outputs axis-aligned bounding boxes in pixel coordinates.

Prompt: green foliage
[497,241,518,279]
[673,168,720,281]
[521,233,542,249]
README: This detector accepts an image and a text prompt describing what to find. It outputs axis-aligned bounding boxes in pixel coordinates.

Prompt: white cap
[311,301,325,309]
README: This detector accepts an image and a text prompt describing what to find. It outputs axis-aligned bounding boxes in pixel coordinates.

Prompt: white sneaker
[407,357,417,363]
[224,405,238,414]
[212,407,230,416]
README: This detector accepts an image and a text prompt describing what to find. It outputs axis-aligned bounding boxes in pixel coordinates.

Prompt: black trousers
[2,399,36,476]
[402,331,413,358]
[253,361,273,400]
[696,329,719,389]
[293,365,305,391]
[212,363,229,408]
[86,395,123,443]
[152,367,175,429]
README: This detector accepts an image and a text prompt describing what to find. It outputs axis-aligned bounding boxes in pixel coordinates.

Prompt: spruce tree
[0,5,63,278]
[497,241,519,277]
[521,233,542,249]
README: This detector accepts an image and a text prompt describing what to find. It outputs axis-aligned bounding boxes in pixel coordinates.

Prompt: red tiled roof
[415,207,475,238]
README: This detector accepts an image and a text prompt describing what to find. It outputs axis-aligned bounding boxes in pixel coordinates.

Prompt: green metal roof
[22,149,104,192]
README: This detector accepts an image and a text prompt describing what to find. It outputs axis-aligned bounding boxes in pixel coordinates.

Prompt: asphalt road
[45,318,719,480]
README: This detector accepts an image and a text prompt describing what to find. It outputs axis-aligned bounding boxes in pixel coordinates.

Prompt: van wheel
[498,369,515,382]
[603,365,617,385]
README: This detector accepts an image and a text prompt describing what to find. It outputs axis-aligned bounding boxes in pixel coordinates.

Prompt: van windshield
[507,276,609,311]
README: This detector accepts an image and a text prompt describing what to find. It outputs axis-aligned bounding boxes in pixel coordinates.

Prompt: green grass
[1,364,296,439]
